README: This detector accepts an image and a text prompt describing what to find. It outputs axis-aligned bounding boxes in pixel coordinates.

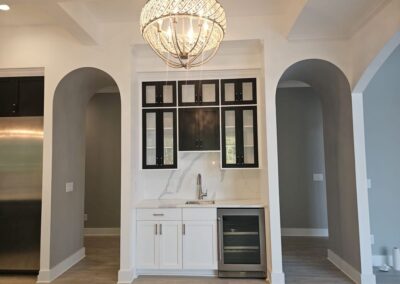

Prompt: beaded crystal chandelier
[140,0,226,69]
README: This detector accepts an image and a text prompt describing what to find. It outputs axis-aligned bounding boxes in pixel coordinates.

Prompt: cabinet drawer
[137,208,182,221]
[183,208,217,221]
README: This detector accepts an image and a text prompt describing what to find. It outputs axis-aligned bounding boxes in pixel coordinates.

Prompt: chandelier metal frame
[140,0,226,69]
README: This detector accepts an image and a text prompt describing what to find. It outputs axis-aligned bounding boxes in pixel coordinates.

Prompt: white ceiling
[0,2,57,26]
[288,0,390,40]
[83,0,288,23]
[0,0,392,42]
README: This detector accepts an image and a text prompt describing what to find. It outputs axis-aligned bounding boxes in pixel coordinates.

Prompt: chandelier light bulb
[140,0,226,69]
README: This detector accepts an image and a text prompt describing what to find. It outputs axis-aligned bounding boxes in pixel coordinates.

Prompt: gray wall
[277,87,328,229]
[364,45,400,256]
[280,59,361,271]
[51,68,118,267]
[85,93,121,229]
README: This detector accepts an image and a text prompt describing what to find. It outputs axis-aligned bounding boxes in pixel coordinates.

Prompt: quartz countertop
[136,199,266,209]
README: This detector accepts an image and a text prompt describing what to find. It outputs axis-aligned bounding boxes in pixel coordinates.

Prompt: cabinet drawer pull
[160,224,162,235]
[183,224,185,235]
[153,213,164,217]
[155,224,158,235]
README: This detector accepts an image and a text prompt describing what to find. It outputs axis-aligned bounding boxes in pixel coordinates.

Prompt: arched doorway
[44,67,121,282]
[275,59,362,283]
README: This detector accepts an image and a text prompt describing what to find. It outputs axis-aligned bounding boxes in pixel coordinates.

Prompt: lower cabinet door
[183,221,218,269]
[159,221,182,269]
[137,221,159,269]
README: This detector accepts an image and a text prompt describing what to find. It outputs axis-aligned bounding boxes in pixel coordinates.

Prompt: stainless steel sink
[185,200,215,205]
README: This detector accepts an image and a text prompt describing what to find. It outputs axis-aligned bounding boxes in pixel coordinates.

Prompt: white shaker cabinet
[136,208,217,275]
[183,220,217,269]
[136,221,159,269]
[159,221,182,269]
[182,208,218,270]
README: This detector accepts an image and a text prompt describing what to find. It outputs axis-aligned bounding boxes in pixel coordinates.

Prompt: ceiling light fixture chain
[140,0,226,69]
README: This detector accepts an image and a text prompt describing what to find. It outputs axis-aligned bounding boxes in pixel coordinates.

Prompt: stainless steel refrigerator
[0,117,43,274]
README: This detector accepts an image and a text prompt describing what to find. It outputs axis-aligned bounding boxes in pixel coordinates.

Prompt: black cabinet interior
[142,109,177,169]
[221,106,258,168]
[221,78,257,105]
[179,108,220,151]
[178,80,219,106]
[0,77,44,117]
[142,81,176,107]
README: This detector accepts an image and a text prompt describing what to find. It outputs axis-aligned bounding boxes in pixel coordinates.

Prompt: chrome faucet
[197,173,207,200]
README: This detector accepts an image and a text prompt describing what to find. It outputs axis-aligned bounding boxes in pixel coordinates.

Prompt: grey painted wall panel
[364,45,400,256]
[277,87,328,229]
[84,93,121,228]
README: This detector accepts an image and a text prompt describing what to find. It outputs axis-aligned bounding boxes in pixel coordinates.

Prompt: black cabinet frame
[221,78,257,105]
[178,80,219,106]
[221,106,259,168]
[142,81,177,107]
[142,109,177,169]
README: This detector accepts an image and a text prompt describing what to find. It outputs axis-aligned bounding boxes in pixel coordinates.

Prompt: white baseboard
[84,227,120,236]
[37,247,85,283]
[373,254,394,267]
[118,267,136,284]
[268,271,285,284]
[327,249,360,283]
[137,269,217,277]
[281,228,329,237]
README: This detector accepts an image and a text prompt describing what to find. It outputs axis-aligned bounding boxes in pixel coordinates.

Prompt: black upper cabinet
[221,106,258,168]
[142,108,177,169]
[142,81,176,107]
[179,108,220,151]
[0,77,44,117]
[18,77,44,116]
[0,78,18,116]
[178,80,219,106]
[221,78,257,105]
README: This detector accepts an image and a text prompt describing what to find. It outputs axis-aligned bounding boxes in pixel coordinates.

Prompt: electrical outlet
[66,182,74,193]
[84,214,88,222]
[313,173,324,182]
[367,179,372,189]
[371,234,375,245]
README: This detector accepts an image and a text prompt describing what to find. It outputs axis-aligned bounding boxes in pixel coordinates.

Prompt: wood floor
[1,236,399,283]
[282,237,353,283]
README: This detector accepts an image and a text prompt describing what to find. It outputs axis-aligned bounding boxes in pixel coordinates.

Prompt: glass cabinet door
[178,81,197,105]
[142,109,177,169]
[222,106,258,168]
[144,111,157,167]
[221,78,257,105]
[178,80,219,106]
[162,111,176,166]
[223,110,237,165]
[142,81,176,107]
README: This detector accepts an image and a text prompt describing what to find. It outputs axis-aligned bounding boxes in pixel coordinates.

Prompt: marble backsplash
[139,152,261,201]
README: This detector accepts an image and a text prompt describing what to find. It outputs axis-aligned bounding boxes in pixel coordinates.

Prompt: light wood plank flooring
[1,236,399,283]
[282,237,353,283]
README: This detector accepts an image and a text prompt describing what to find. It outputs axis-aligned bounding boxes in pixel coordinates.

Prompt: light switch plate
[313,173,324,182]
[66,182,74,193]
[371,234,375,245]
[84,214,88,222]
[367,179,372,189]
